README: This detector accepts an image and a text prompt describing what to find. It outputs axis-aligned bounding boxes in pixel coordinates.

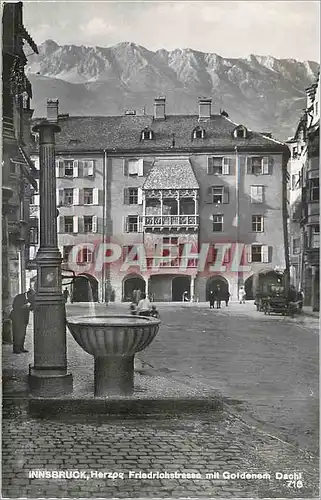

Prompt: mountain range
[26,40,320,140]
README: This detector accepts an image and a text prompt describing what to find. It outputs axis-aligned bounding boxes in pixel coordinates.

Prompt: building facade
[302,74,320,311]
[2,1,38,340]
[28,98,290,302]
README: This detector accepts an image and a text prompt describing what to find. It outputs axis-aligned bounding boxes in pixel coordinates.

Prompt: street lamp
[29,99,73,397]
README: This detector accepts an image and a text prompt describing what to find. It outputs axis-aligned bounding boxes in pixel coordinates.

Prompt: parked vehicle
[253,270,286,312]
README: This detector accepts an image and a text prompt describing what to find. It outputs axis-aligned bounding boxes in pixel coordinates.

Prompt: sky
[23,0,320,62]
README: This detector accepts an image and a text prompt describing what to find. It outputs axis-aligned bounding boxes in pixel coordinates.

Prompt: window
[141,129,153,140]
[208,157,230,175]
[64,160,74,177]
[63,188,73,205]
[309,178,319,201]
[292,147,298,159]
[250,185,264,203]
[252,215,263,232]
[83,188,93,205]
[83,160,94,176]
[208,186,229,204]
[29,226,38,245]
[84,216,93,233]
[292,237,301,255]
[127,216,139,233]
[129,188,138,205]
[311,225,320,248]
[251,245,262,262]
[64,217,73,233]
[213,214,223,232]
[248,156,269,175]
[63,245,73,262]
[233,126,247,139]
[193,127,205,139]
[124,159,144,176]
[77,248,94,264]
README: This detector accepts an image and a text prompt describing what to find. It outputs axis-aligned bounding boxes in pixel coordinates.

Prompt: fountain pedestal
[94,355,134,396]
[67,315,160,397]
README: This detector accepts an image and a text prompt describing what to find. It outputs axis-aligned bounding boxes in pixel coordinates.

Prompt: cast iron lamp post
[29,99,73,397]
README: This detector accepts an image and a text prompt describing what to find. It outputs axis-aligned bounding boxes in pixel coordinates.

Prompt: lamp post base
[94,356,134,397]
[29,368,73,397]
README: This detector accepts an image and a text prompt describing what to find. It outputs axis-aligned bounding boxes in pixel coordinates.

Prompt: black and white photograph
[2,0,320,498]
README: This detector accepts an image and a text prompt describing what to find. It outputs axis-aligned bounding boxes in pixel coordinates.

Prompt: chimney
[46,98,59,123]
[198,97,212,121]
[154,96,166,120]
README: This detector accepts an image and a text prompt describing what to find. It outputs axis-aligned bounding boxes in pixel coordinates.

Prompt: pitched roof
[143,159,199,189]
[32,114,288,153]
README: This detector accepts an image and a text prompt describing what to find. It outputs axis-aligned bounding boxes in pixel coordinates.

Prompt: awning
[10,144,38,190]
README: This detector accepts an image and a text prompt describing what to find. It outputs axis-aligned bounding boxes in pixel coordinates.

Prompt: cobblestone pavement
[2,408,319,498]
[2,301,319,498]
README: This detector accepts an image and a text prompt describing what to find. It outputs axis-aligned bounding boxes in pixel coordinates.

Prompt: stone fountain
[67,315,160,397]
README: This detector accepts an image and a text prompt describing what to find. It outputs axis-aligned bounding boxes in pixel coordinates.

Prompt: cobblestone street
[2,301,319,498]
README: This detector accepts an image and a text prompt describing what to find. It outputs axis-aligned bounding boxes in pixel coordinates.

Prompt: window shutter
[58,216,63,234]
[55,160,60,178]
[123,216,129,233]
[92,215,98,233]
[33,194,40,206]
[223,186,229,204]
[123,159,128,176]
[93,188,99,205]
[137,158,144,176]
[222,157,230,175]
[246,244,252,263]
[138,187,143,205]
[246,157,252,174]
[223,248,231,264]
[78,216,84,234]
[207,157,214,175]
[79,189,84,206]
[207,186,213,203]
[73,216,79,233]
[258,186,264,202]
[57,189,64,206]
[73,188,80,205]
[262,245,269,263]
[59,160,64,178]
[123,188,129,205]
[262,157,269,174]
[138,216,143,232]
[73,160,79,177]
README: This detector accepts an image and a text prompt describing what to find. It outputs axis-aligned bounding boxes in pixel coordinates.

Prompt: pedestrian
[209,290,215,309]
[150,305,160,319]
[297,289,304,310]
[10,291,32,354]
[129,302,137,315]
[63,287,69,303]
[182,290,189,302]
[239,286,246,304]
[214,287,221,309]
[137,293,152,317]
[224,291,231,307]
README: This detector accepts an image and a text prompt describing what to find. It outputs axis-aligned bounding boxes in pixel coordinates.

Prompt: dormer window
[233,125,248,139]
[141,128,153,141]
[192,127,205,140]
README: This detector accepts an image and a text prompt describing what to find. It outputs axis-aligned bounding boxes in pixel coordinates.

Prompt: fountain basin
[67,315,160,397]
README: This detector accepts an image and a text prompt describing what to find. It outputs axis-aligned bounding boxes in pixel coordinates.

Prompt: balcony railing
[142,215,199,228]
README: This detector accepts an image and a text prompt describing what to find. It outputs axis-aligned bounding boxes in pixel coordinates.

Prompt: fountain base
[94,356,134,397]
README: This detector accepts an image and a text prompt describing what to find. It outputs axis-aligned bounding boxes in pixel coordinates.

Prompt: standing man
[209,290,215,309]
[10,291,32,354]
[63,287,70,303]
[239,286,246,304]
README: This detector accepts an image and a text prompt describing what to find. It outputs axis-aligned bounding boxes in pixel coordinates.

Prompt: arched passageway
[206,275,229,301]
[172,276,190,301]
[72,274,99,302]
[123,275,145,302]
[244,275,254,299]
